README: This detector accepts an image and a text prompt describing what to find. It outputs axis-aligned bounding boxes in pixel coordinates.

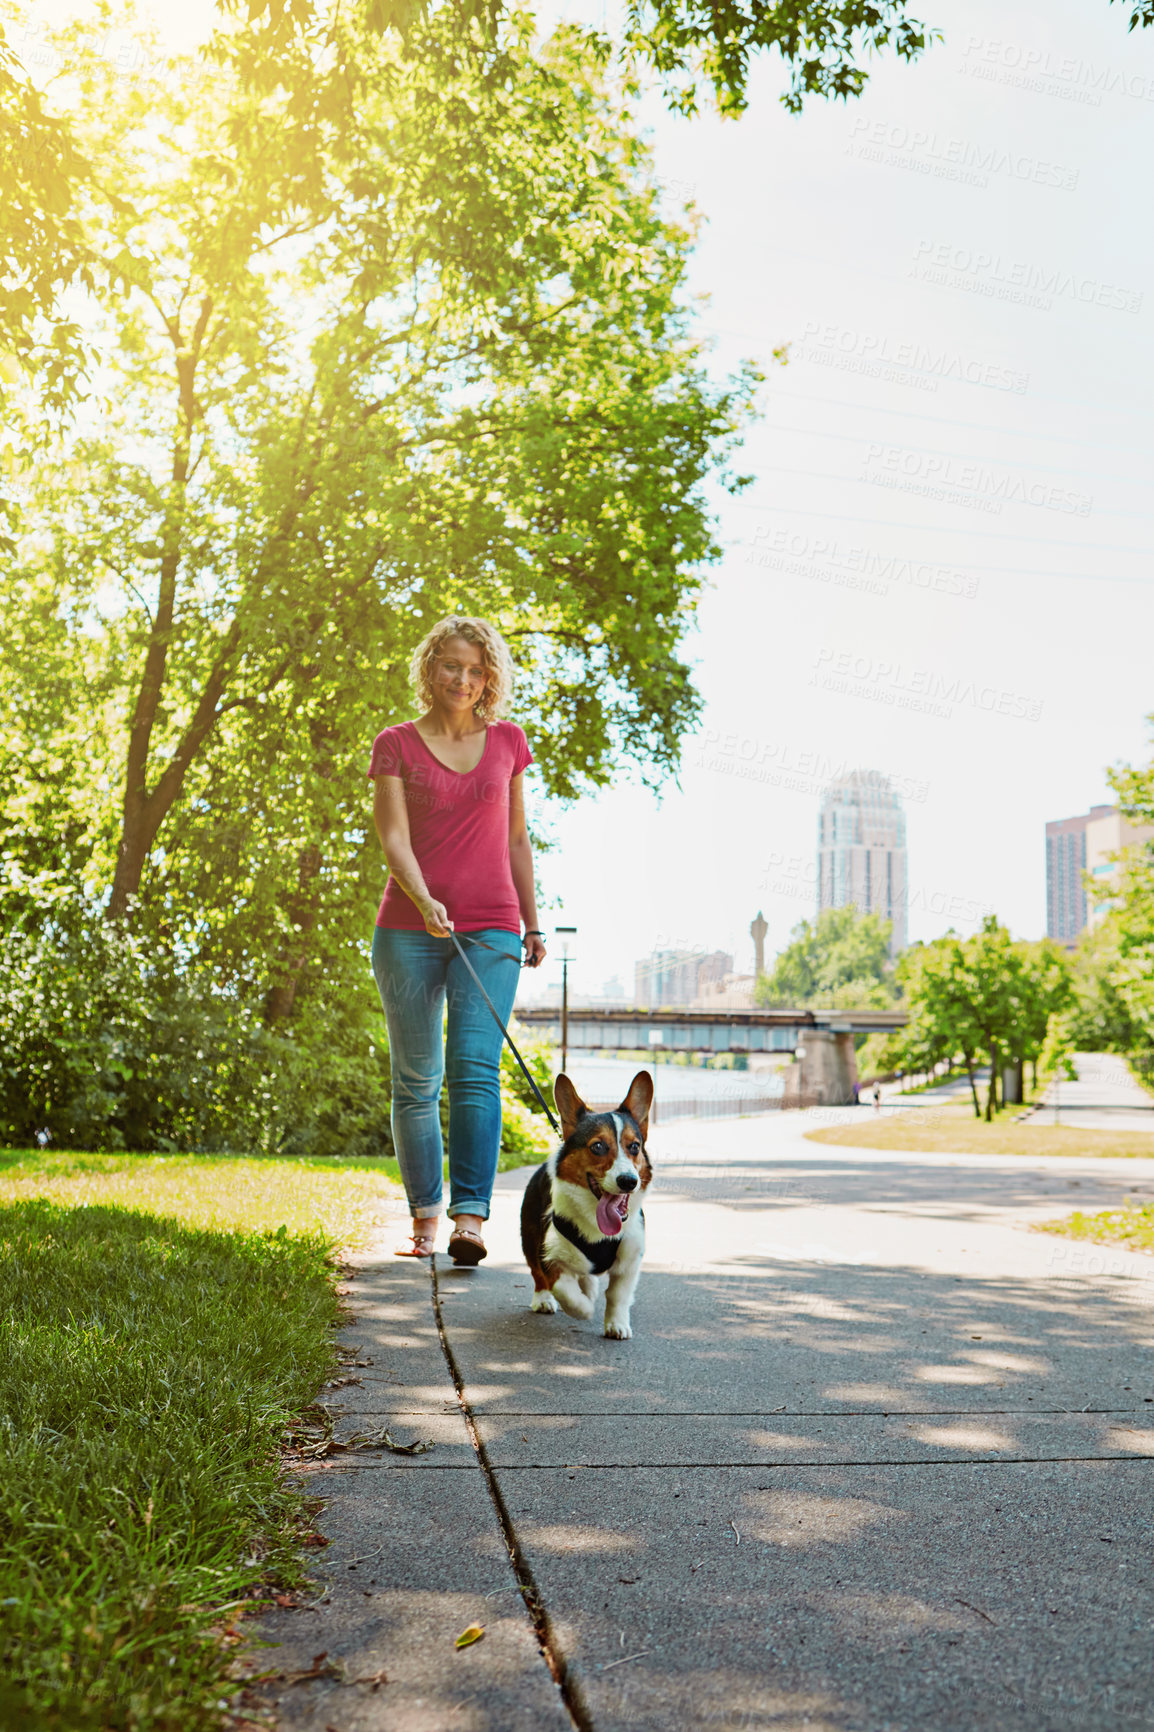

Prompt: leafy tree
[1070,719,1154,1082]
[229,0,1154,120]
[1038,1011,1078,1087]
[895,935,986,1115]
[0,14,94,542]
[756,905,895,1009]
[896,920,1071,1119]
[1016,938,1076,1092]
[0,11,757,1149]
[7,14,753,952]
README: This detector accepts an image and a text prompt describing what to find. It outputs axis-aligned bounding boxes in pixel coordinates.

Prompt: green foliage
[497,1026,559,1161]
[228,0,1154,122]
[623,0,937,117]
[1037,1200,1154,1253]
[1038,1011,1078,1084]
[0,1197,342,1728]
[0,15,92,471]
[497,1093,555,1166]
[1068,718,1154,1082]
[895,919,1072,1120]
[1,8,756,1153]
[0,876,393,1156]
[7,12,754,938]
[231,0,940,118]
[755,905,896,1009]
[500,1022,556,1117]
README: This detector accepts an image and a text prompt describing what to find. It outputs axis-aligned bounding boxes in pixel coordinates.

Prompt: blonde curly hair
[409,617,514,722]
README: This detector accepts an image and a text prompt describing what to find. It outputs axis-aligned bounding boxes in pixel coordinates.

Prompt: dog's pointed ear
[620,1070,653,1136]
[553,1074,588,1139]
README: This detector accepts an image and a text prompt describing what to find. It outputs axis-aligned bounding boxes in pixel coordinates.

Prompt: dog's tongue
[596,1192,629,1236]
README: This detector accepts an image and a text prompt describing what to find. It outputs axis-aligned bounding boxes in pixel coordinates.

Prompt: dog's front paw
[530,1289,559,1314]
[552,1274,594,1319]
[603,1315,633,1340]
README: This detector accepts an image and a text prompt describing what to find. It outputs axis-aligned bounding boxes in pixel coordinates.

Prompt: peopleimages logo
[745,525,979,599]
[959,35,1154,107]
[862,442,1093,518]
[911,239,1143,316]
[846,117,1080,191]
[691,733,931,803]
[811,648,1044,723]
[796,320,1028,395]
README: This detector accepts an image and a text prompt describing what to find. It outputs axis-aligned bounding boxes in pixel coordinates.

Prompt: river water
[558,1054,785,1109]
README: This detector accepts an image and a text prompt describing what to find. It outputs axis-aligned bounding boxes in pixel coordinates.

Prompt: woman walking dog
[369,618,546,1264]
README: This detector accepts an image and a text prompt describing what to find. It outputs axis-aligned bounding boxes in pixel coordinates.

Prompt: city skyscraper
[1045,806,1111,944]
[634,948,733,1005]
[1047,803,1154,943]
[817,770,908,954]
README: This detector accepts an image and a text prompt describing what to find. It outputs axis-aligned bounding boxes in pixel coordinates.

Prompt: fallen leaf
[351,1669,389,1690]
[274,1594,298,1609]
[278,1651,343,1685]
[347,1427,434,1456]
[455,1624,485,1649]
[300,1532,330,1548]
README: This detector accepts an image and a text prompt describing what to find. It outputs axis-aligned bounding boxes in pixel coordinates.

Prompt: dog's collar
[551,1211,621,1274]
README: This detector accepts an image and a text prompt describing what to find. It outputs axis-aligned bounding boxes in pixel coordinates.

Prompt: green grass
[805,1107,1154,1159]
[1036,1201,1154,1254]
[0,1151,398,1730]
[0,1148,401,1239]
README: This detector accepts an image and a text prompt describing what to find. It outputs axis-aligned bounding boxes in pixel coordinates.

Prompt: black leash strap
[449,931,561,1136]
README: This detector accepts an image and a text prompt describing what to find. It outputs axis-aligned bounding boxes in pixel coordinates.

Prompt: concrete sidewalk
[1028,1052,1154,1131]
[255,1111,1154,1732]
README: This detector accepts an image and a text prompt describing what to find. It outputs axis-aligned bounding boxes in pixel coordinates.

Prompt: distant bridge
[516,1005,906,1056]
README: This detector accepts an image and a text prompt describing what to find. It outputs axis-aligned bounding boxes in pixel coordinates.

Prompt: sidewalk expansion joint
[487,1454,1154,1472]
[467,1407,1147,1418]
[429,1256,595,1732]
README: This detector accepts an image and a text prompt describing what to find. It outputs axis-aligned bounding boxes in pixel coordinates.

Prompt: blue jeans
[371,926,521,1220]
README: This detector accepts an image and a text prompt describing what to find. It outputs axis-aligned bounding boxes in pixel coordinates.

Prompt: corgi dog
[520,1070,653,1340]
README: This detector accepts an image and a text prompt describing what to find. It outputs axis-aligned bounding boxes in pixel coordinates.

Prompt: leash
[448,931,561,1136]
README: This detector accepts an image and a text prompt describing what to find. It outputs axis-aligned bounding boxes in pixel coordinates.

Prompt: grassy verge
[805,1109,1154,1159]
[0,1151,397,1730]
[1036,1202,1154,1254]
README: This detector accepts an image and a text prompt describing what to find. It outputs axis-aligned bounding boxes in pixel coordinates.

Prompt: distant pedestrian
[852,1081,860,1106]
[368,617,546,1266]
[873,1084,882,1111]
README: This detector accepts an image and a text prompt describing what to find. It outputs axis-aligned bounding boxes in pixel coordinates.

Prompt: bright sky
[25,0,1154,1001]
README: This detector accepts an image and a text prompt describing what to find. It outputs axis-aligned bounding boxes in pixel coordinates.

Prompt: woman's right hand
[422,899,453,936]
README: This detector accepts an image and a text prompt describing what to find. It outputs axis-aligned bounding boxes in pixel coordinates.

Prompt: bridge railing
[651,1091,823,1125]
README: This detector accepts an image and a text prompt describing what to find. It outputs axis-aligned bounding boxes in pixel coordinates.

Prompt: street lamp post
[556,926,577,1073]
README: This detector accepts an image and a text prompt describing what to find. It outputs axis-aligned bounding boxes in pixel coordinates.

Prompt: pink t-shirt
[369,720,533,932]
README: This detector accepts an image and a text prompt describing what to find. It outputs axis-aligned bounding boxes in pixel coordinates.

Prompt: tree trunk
[263,845,323,1025]
[985,1042,999,1121]
[964,1054,981,1118]
[107,297,211,920]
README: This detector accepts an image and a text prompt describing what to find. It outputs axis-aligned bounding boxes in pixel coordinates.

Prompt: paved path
[257,1110,1154,1731]
[1028,1052,1154,1131]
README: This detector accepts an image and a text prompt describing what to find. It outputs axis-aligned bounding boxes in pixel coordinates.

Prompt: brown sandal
[395,1224,438,1259]
[447,1227,487,1266]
